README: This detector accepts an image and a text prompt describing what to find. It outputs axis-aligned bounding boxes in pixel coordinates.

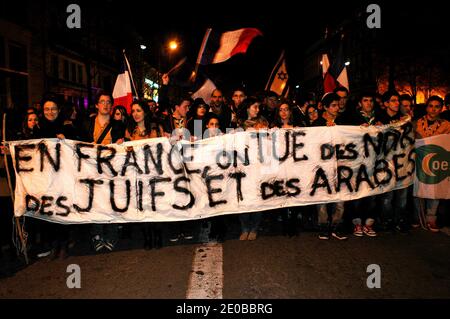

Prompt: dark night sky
[113,0,448,94]
[114,0,370,93]
[4,0,447,95]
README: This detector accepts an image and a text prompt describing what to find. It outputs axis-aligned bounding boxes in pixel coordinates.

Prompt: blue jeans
[379,188,408,225]
[239,212,262,233]
[413,197,440,224]
[351,196,377,225]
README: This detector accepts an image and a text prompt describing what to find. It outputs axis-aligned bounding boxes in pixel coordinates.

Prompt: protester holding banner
[16,112,40,140]
[81,91,124,252]
[125,100,163,249]
[39,95,65,140]
[237,97,262,129]
[272,99,297,129]
[378,91,410,233]
[187,98,210,141]
[204,113,227,243]
[38,94,70,259]
[125,101,161,141]
[112,105,129,141]
[312,93,347,240]
[209,89,233,132]
[414,96,450,139]
[272,100,302,236]
[343,92,380,237]
[260,91,280,125]
[312,93,345,127]
[237,98,265,241]
[161,94,192,141]
[161,94,198,243]
[399,94,414,119]
[306,105,319,125]
[413,96,450,232]
[230,88,247,127]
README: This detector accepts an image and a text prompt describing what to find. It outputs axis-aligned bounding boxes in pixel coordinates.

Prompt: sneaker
[93,240,104,252]
[103,240,116,251]
[36,249,52,258]
[183,233,194,240]
[427,222,440,233]
[353,224,363,237]
[239,232,249,241]
[331,231,348,240]
[169,234,180,242]
[92,235,105,252]
[363,225,377,237]
[318,232,330,240]
[247,231,257,241]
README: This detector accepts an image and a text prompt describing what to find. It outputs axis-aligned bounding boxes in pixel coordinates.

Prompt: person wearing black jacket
[37,95,69,259]
[210,88,233,132]
[311,93,347,240]
[377,91,410,232]
[80,91,125,252]
[341,93,380,237]
[16,112,41,140]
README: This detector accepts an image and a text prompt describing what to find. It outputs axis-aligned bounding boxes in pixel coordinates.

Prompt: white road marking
[186,238,223,299]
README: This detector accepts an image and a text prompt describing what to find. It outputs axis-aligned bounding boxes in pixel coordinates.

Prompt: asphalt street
[1,218,449,299]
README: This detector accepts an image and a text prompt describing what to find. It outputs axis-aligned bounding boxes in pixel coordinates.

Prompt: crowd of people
[1,73,449,261]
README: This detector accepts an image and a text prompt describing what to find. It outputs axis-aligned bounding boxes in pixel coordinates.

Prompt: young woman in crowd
[413,96,450,232]
[124,100,163,249]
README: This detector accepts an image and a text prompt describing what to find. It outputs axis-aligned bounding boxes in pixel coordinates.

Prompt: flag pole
[191,28,212,82]
[2,113,29,264]
[123,49,139,99]
[265,50,285,91]
[166,57,187,75]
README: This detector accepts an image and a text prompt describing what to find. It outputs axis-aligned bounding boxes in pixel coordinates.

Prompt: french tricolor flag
[321,53,337,94]
[197,28,262,65]
[112,62,133,113]
[322,42,349,94]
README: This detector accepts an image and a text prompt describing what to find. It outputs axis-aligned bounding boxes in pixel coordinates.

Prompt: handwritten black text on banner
[10,120,415,224]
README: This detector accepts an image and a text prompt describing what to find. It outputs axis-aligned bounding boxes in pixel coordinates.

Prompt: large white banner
[9,120,415,224]
[414,134,450,199]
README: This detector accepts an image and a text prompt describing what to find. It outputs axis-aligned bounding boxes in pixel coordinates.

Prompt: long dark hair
[237,96,260,125]
[21,112,40,139]
[273,99,294,127]
[127,100,154,135]
[113,105,129,124]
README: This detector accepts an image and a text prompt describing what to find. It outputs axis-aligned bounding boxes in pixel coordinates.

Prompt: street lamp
[168,40,178,51]
[166,39,179,69]
[140,44,147,50]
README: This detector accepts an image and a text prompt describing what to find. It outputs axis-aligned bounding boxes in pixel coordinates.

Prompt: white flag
[191,78,217,105]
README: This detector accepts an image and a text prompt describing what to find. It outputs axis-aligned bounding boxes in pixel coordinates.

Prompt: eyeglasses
[44,107,58,112]
[98,100,112,105]
[308,110,318,114]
